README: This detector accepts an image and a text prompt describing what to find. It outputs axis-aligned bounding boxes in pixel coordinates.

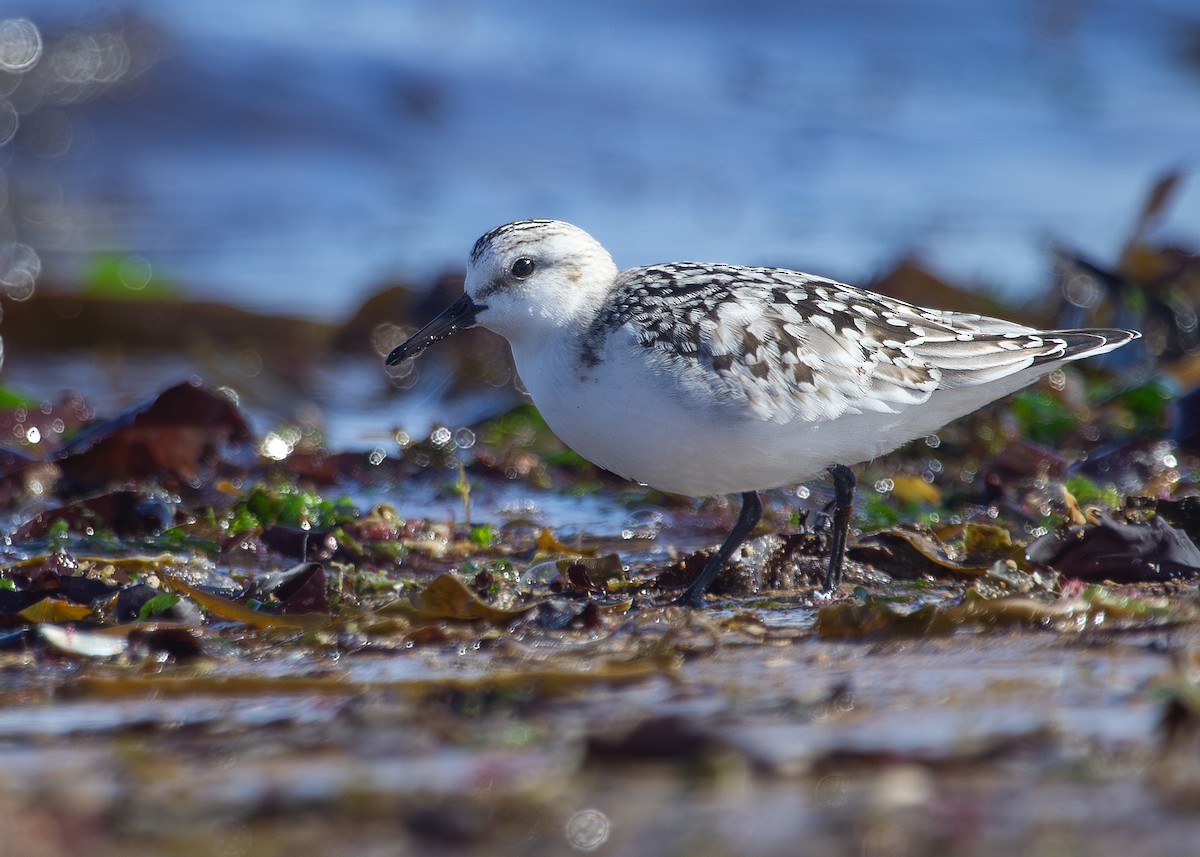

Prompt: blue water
[2,0,1199,320]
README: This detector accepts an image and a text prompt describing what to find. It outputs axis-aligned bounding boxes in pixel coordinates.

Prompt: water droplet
[565,809,610,851]
[454,427,476,449]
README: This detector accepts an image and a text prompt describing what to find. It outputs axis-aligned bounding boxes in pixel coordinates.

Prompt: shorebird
[387,220,1139,605]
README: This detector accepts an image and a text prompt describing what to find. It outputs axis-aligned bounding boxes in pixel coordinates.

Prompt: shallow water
[0,630,1190,856]
[3,0,1199,322]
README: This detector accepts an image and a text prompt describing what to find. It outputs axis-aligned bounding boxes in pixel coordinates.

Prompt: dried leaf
[556,554,629,593]
[1026,513,1200,581]
[536,527,593,556]
[162,571,331,630]
[849,525,990,580]
[56,381,252,496]
[815,589,1173,640]
[961,523,1018,565]
[815,598,957,639]
[402,573,534,623]
[0,589,53,616]
[68,655,666,699]
[19,597,93,623]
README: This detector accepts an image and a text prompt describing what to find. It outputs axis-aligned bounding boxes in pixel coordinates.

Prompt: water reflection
[0,1,1197,320]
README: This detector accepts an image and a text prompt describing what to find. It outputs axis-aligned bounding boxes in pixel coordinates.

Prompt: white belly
[516,342,871,496]
[511,330,1058,498]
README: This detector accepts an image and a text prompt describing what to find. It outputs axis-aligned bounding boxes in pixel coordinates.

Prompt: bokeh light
[0,18,42,73]
[0,241,39,299]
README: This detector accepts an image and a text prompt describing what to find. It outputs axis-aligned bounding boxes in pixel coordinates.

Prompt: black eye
[509,257,536,279]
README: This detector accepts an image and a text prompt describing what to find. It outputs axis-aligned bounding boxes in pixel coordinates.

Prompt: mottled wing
[587,264,945,424]
[586,264,1125,426]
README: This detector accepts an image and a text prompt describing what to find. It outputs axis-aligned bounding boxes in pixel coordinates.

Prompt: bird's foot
[668,583,708,608]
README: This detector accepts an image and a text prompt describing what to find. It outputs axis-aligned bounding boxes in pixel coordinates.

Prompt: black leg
[823,464,855,592]
[675,491,763,606]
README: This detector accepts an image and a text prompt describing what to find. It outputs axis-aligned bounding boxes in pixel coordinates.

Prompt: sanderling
[387,220,1140,605]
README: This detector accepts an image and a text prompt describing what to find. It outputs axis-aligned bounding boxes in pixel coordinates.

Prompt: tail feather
[913,327,1140,390]
[1037,328,1140,364]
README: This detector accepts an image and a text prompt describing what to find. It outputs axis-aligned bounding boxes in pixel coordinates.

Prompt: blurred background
[0,0,1198,323]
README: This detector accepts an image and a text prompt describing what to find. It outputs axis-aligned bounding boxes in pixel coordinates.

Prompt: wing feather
[582,264,1136,426]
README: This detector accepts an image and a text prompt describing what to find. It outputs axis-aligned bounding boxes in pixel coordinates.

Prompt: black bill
[385,293,484,365]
